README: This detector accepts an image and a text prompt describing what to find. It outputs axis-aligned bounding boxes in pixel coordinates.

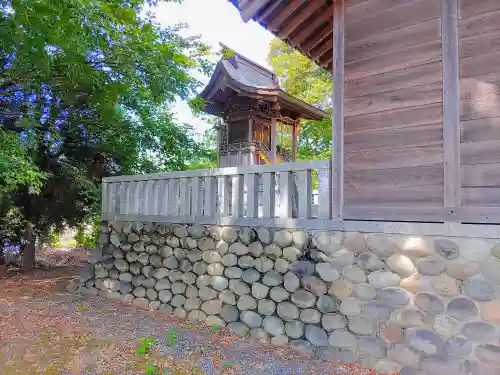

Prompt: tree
[186,127,217,170]
[267,38,332,160]
[0,0,212,268]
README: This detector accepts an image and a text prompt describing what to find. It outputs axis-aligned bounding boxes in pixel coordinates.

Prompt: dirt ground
[0,249,380,375]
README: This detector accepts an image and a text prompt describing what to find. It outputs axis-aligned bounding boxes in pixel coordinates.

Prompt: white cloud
[154,0,274,136]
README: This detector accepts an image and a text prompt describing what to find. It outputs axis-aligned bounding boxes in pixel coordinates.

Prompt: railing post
[246,173,259,218]
[144,180,158,215]
[191,177,203,217]
[204,176,217,217]
[119,182,128,215]
[262,172,276,218]
[158,180,168,215]
[101,181,108,215]
[151,180,159,215]
[232,174,244,217]
[296,170,312,218]
[278,171,293,218]
[167,179,179,216]
[179,178,191,215]
[318,163,332,219]
[218,175,231,216]
[142,181,150,215]
[135,181,145,215]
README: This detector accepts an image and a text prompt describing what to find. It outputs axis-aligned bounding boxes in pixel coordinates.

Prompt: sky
[153,0,274,139]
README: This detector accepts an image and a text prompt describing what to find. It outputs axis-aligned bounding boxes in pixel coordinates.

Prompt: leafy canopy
[0,0,212,249]
[267,38,332,160]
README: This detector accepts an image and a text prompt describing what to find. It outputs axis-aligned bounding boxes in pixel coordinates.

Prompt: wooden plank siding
[226,0,500,224]
[459,0,500,207]
[344,0,444,212]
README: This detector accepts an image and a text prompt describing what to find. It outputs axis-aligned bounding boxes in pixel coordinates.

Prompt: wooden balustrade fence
[101,160,331,229]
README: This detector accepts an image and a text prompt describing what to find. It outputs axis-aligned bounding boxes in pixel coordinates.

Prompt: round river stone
[368,271,401,289]
[328,330,358,349]
[446,298,478,321]
[463,280,495,301]
[435,239,459,260]
[285,320,304,338]
[263,316,285,336]
[480,301,500,324]
[277,301,299,321]
[291,290,316,308]
[433,314,462,338]
[462,322,496,342]
[322,314,346,331]
[317,295,338,313]
[357,252,384,271]
[284,272,300,292]
[317,262,341,282]
[305,325,328,346]
[342,265,366,283]
[377,287,409,308]
[414,293,444,316]
[386,254,416,277]
[416,258,446,276]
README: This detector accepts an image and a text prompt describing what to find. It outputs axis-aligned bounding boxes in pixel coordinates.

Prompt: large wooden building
[229,0,500,225]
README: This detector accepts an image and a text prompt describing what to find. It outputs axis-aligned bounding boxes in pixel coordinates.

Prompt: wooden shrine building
[200,45,327,167]
[229,0,500,225]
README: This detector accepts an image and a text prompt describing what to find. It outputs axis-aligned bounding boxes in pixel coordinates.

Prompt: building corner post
[441,0,461,211]
[331,0,345,219]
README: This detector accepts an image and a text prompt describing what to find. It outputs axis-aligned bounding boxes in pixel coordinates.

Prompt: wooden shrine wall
[459,0,500,208]
[342,0,445,220]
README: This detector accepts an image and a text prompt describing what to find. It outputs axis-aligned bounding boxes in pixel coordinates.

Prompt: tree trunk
[22,223,36,270]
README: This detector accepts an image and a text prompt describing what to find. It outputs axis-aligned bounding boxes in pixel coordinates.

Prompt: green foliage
[0,205,24,242]
[0,126,48,197]
[75,216,101,248]
[75,303,89,311]
[187,97,207,116]
[166,327,177,345]
[221,361,236,370]
[241,326,249,338]
[222,48,236,60]
[0,0,213,258]
[38,227,62,247]
[268,39,332,161]
[145,361,158,375]
[187,127,217,170]
[136,337,156,357]
[210,324,220,333]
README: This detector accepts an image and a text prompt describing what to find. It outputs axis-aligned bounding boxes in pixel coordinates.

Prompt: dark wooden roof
[200,44,328,120]
[229,0,334,70]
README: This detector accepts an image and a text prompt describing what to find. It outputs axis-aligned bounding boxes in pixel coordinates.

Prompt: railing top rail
[103,159,330,183]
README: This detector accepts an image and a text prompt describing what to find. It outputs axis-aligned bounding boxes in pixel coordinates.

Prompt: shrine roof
[200,44,327,120]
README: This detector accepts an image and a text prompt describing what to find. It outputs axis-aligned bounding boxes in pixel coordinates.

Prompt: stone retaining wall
[79,222,500,375]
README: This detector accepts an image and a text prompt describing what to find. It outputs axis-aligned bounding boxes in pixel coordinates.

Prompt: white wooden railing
[101,160,331,228]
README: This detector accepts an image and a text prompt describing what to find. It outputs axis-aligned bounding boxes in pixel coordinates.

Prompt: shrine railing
[101,160,331,229]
